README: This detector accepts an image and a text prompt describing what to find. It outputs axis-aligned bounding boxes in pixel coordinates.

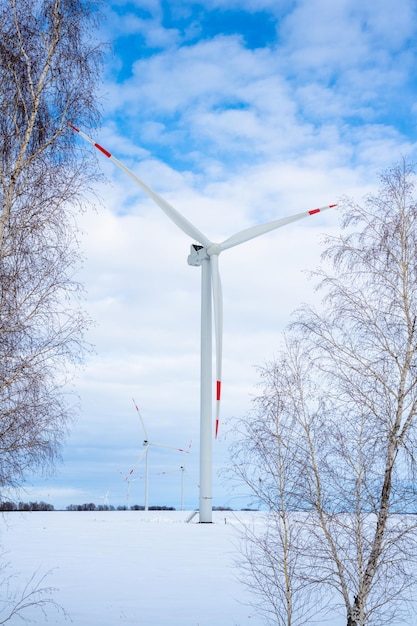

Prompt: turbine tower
[68,122,336,523]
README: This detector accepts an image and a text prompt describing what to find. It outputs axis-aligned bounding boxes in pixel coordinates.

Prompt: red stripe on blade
[95,143,111,158]
[308,208,321,215]
[67,122,79,132]
[216,380,221,401]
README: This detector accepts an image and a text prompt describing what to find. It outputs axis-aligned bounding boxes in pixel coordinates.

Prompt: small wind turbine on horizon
[99,490,110,508]
[159,441,198,511]
[126,398,190,511]
[68,122,337,523]
[119,468,142,510]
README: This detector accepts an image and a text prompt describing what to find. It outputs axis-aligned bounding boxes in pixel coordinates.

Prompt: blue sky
[18,0,417,510]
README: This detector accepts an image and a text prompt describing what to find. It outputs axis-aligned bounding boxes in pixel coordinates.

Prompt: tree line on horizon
[0,501,238,512]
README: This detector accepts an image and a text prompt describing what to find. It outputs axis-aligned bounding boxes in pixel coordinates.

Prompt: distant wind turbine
[127,398,189,511]
[159,441,198,511]
[119,469,141,510]
[68,122,337,523]
[100,490,110,508]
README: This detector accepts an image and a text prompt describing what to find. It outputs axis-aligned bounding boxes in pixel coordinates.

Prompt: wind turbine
[127,398,190,511]
[159,441,198,510]
[119,468,141,510]
[68,122,336,523]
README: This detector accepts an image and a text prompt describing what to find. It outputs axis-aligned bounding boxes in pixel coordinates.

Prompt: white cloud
[281,0,416,68]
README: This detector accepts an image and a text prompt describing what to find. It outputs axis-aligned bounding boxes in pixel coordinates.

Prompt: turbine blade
[210,254,223,439]
[126,445,148,479]
[132,398,149,442]
[151,442,190,452]
[158,468,180,475]
[219,204,337,252]
[67,123,211,248]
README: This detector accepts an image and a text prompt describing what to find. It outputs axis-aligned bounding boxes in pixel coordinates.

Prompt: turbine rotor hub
[207,243,221,256]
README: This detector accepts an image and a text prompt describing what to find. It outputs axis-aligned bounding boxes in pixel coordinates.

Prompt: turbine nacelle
[187,242,233,266]
[188,242,223,265]
[187,244,208,266]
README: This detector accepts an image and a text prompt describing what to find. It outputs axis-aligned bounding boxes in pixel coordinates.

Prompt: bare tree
[0,555,68,624]
[228,161,417,625]
[230,352,322,626]
[0,0,104,490]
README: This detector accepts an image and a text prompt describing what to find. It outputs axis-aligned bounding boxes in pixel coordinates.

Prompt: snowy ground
[0,510,265,625]
[1,510,346,625]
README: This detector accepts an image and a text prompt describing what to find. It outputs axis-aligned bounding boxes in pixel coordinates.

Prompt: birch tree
[231,355,322,626]
[229,160,417,626]
[0,0,104,490]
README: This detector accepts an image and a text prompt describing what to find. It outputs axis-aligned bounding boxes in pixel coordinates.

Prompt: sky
[16,0,417,510]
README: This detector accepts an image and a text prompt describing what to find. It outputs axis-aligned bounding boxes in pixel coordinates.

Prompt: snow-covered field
[4,510,416,626]
[0,510,349,625]
[0,510,269,625]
